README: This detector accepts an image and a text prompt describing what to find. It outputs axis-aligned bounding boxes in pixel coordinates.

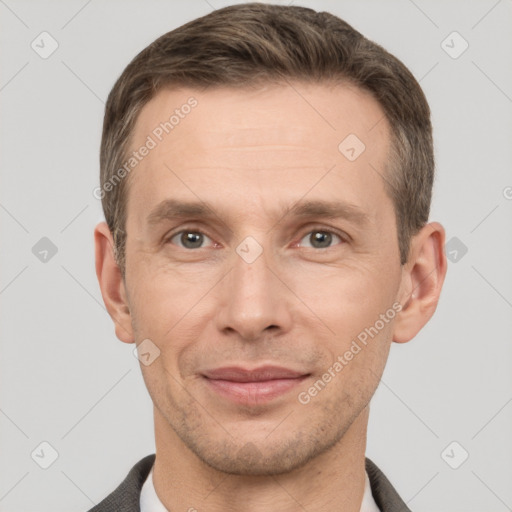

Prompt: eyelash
[164,225,348,250]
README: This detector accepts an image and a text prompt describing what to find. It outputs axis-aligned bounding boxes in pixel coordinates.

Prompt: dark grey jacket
[87,454,411,512]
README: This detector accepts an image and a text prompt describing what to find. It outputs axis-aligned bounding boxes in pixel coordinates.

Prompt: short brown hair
[100,2,434,278]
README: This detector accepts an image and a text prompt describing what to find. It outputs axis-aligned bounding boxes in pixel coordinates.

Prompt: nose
[215,238,293,341]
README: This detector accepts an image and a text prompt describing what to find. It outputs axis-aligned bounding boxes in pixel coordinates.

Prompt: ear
[94,221,135,344]
[393,222,447,343]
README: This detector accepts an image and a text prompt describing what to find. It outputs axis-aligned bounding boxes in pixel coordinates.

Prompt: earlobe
[392,222,447,344]
[94,222,135,344]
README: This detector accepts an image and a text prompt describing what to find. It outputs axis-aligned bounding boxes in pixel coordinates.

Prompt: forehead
[133,81,388,155]
[125,82,392,227]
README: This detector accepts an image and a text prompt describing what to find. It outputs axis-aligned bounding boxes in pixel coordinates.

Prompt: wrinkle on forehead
[126,82,393,237]
[130,81,390,164]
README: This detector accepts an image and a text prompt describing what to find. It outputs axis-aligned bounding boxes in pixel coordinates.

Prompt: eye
[165,227,346,251]
[298,229,344,249]
[166,230,214,249]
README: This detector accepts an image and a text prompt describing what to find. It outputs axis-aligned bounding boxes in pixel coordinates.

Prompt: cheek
[129,264,210,327]
[290,260,401,340]
[289,261,399,392]
[318,318,394,407]
[128,267,217,373]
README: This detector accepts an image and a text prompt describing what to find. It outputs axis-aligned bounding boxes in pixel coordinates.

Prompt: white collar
[140,463,380,511]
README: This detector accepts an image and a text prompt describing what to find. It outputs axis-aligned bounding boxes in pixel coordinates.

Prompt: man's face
[122,82,405,475]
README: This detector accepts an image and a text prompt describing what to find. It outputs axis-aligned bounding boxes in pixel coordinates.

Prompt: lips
[202,365,308,382]
[201,365,310,405]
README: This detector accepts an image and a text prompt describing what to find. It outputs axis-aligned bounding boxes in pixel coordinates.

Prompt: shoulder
[365,457,412,512]
[86,454,156,512]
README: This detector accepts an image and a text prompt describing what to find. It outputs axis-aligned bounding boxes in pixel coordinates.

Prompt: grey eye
[299,231,341,249]
[170,231,212,249]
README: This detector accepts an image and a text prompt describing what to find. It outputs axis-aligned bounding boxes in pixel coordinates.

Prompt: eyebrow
[146,198,369,227]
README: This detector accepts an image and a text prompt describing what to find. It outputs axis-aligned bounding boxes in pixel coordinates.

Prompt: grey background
[1,0,511,510]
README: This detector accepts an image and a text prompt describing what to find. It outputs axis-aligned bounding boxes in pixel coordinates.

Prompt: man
[92,3,447,511]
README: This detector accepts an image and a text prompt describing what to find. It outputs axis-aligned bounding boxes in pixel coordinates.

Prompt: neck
[152,405,369,512]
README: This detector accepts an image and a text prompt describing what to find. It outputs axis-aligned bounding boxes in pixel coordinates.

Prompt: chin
[189,431,340,477]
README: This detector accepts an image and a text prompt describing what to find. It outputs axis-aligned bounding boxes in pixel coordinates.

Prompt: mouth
[201,365,311,405]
